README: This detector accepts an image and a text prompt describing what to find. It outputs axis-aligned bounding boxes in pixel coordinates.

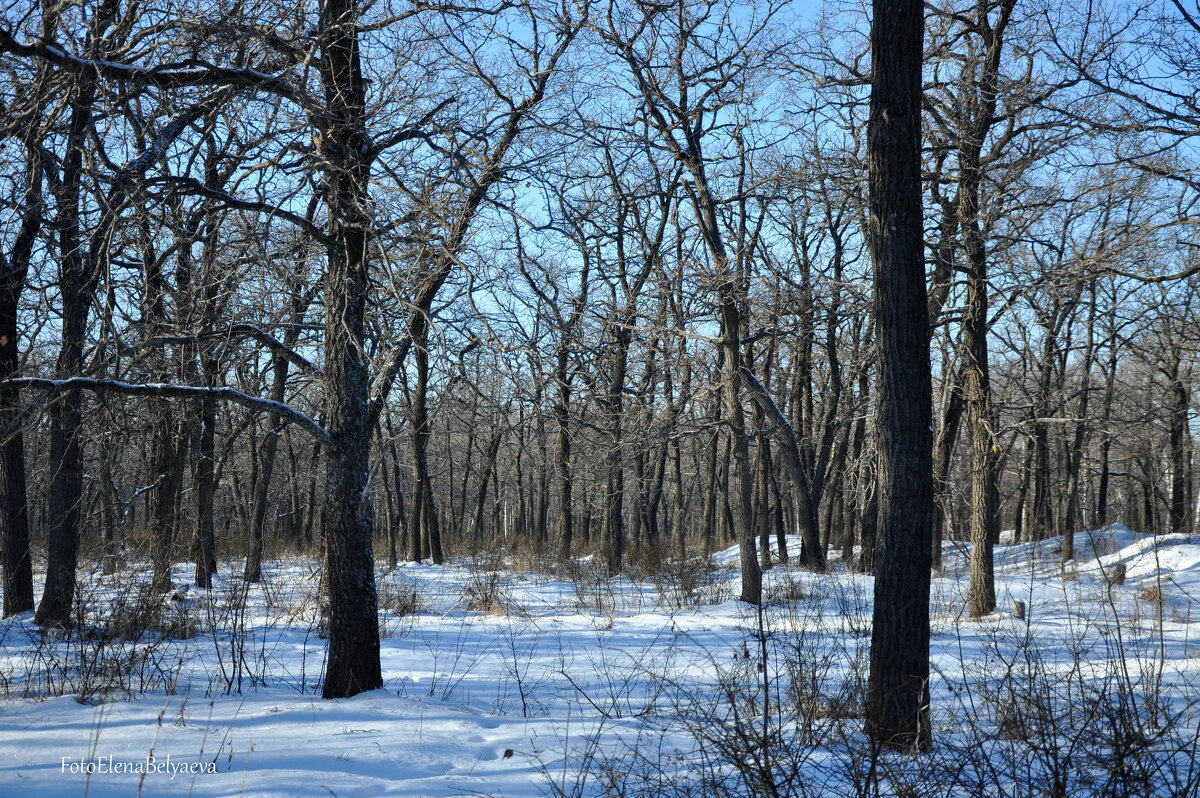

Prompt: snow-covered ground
[2,527,1199,797]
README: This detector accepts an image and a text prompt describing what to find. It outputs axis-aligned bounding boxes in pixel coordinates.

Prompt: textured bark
[245,351,291,582]
[963,252,998,617]
[0,296,33,616]
[149,410,186,593]
[35,74,95,629]
[555,346,575,560]
[602,327,630,576]
[864,0,933,751]
[931,366,964,567]
[742,369,823,570]
[317,0,381,699]
[1062,283,1098,564]
[1168,359,1191,537]
[193,391,218,588]
[958,0,1017,618]
[407,313,442,564]
[0,135,40,617]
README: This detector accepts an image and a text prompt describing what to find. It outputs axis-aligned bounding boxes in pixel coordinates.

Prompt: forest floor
[2,525,1199,797]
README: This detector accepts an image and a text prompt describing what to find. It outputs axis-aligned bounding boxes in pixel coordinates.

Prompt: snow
[2,528,1199,796]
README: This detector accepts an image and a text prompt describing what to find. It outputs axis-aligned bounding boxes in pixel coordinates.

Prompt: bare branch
[10,377,330,448]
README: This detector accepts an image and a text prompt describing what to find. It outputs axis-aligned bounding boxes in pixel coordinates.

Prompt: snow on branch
[149,177,333,245]
[0,29,311,108]
[146,324,323,378]
[739,365,817,492]
[10,377,330,449]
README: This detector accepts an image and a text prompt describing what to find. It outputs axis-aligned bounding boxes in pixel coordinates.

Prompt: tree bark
[0,133,41,617]
[35,73,96,629]
[864,0,933,751]
[317,0,382,699]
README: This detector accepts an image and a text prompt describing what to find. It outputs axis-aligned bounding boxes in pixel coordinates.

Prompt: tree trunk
[1062,282,1099,563]
[603,327,631,575]
[193,391,218,588]
[555,347,575,560]
[149,410,186,592]
[36,76,96,629]
[864,0,933,751]
[317,0,382,699]
[246,352,290,582]
[1168,358,1191,537]
[0,137,40,617]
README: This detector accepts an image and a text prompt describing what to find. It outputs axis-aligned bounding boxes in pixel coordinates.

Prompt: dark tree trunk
[1013,435,1032,543]
[149,410,185,593]
[715,291,761,604]
[742,369,823,569]
[931,367,964,566]
[472,429,504,545]
[193,392,218,588]
[962,0,1015,617]
[407,315,443,564]
[603,327,631,575]
[1096,334,1119,525]
[963,249,998,616]
[1031,334,1056,542]
[1168,359,1191,537]
[246,352,291,583]
[701,409,720,556]
[0,288,33,617]
[1062,282,1099,563]
[864,0,933,751]
[317,0,382,699]
[555,347,575,560]
[36,76,96,629]
[0,137,40,617]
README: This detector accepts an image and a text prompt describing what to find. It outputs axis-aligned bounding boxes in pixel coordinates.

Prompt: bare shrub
[463,564,513,615]
[1137,583,1166,604]
[561,557,619,615]
[765,575,805,605]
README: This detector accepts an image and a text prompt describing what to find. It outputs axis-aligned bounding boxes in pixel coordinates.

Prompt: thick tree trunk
[0,317,33,616]
[864,0,932,751]
[0,147,39,617]
[960,0,1015,616]
[36,78,95,629]
[317,0,381,699]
